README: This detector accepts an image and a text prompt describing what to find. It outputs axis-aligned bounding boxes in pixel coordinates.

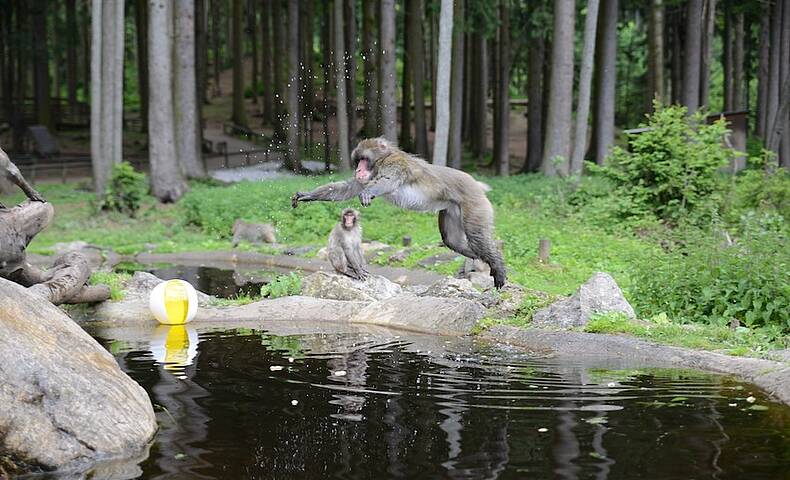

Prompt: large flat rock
[0,278,156,475]
[349,294,486,335]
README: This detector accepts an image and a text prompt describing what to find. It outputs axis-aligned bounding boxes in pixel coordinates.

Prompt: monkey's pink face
[343,212,356,228]
[355,158,372,183]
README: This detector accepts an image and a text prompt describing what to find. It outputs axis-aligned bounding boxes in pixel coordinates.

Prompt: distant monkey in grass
[327,208,369,280]
[292,138,506,288]
[232,219,277,247]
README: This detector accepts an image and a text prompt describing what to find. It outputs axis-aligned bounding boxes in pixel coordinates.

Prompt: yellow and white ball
[149,279,198,325]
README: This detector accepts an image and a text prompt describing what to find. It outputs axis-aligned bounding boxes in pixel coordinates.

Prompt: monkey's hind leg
[438,207,478,259]
[460,208,507,289]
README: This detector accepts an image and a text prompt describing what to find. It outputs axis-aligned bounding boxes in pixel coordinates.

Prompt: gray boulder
[350,294,485,335]
[531,272,635,329]
[0,278,156,474]
[301,271,402,302]
[419,277,497,307]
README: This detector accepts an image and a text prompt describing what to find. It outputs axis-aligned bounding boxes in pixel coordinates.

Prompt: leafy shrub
[98,162,149,216]
[726,166,790,225]
[629,228,790,333]
[594,103,734,223]
[260,272,302,298]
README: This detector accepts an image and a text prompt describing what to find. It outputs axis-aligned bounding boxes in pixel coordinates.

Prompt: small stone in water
[333,370,347,377]
[607,382,617,387]
[746,396,757,403]
[288,357,295,363]
[270,366,284,371]
[538,428,548,433]
[729,403,737,407]
[291,400,299,406]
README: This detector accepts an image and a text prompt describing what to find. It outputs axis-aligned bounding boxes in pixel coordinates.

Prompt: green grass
[89,271,131,301]
[582,312,789,358]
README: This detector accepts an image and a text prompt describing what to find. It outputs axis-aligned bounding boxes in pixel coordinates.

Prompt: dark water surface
[94,328,790,480]
[115,264,272,299]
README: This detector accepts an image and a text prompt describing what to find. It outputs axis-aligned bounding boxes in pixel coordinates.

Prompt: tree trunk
[302,0,315,148]
[778,0,790,167]
[249,0,258,104]
[334,0,351,170]
[260,0,273,124]
[65,0,78,107]
[431,0,453,166]
[91,0,125,196]
[231,0,247,126]
[322,0,332,171]
[362,0,379,137]
[448,0,465,170]
[723,7,734,110]
[542,0,575,176]
[682,0,703,112]
[272,0,286,139]
[647,0,664,110]
[174,0,205,178]
[699,0,716,109]
[400,44,413,150]
[732,12,744,110]
[30,0,51,129]
[471,32,488,160]
[211,0,222,96]
[135,0,149,133]
[669,6,682,105]
[148,0,189,202]
[282,0,302,172]
[408,0,429,156]
[493,0,509,176]
[524,32,544,173]
[591,0,618,165]
[196,0,209,105]
[756,9,770,137]
[379,0,397,142]
[344,0,358,147]
[570,0,600,175]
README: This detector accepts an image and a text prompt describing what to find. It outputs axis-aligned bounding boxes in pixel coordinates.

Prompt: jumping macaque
[292,138,506,288]
[0,146,45,207]
[232,219,277,247]
[327,208,369,280]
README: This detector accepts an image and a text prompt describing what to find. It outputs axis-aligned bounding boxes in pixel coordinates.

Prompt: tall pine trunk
[135,0,149,132]
[334,0,351,170]
[408,0,428,156]
[231,0,247,126]
[570,0,600,175]
[260,0,273,125]
[733,12,744,110]
[682,0,703,112]
[699,0,716,109]
[448,0,465,170]
[523,32,543,173]
[321,0,332,171]
[148,0,189,202]
[65,0,78,108]
[400,44,413,150]
[471,32,488,160]
[30,0,51,129]
[302,0,315,147]
[542,0,575,176]
[249,0,258,104]
[431,0,453,166]
[272,0,286,138]
[647,0,664,110]
[592,0,618,165]
[211,0,222,96]
[493,0,509,176]
[756,10,770,137]
[379,0,397,142]
[91,0,125,196]
[174,0,205,178]
[344,0,358,146]
[284,0,301,172]
[362,0,379,137]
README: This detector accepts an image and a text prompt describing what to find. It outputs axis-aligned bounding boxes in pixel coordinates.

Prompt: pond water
[90,326,790,480]
[115,263,274,299]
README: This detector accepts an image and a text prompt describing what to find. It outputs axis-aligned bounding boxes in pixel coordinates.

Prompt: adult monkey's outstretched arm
[291,179,363,208]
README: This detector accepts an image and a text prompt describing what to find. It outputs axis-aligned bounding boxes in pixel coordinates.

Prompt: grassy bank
[3,167,788,356]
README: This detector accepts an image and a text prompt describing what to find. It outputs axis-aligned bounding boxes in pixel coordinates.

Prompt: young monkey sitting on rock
[327,208,369,281]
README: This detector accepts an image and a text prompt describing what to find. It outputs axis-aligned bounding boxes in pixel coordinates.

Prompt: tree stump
[0,147,110,305]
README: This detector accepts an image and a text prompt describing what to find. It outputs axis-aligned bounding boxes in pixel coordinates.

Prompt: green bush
[261,272,302,298]
[595,103,734,223]
[629,228,790,333]
[98,162,149,216]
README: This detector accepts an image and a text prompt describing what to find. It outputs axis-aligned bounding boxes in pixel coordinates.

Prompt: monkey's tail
[477,181,491,193]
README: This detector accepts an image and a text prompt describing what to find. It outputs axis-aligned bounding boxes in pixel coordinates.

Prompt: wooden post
[402,235,412,247]
[538,239,551,263]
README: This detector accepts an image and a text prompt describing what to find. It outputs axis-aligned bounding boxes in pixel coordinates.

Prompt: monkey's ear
[376,138,388,149]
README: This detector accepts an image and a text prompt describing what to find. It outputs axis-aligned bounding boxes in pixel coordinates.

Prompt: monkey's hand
[291,192,304,208]
[359,190,374,207]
